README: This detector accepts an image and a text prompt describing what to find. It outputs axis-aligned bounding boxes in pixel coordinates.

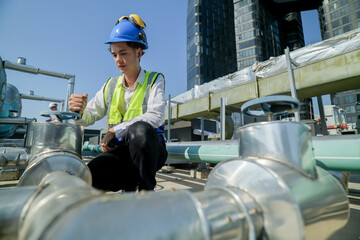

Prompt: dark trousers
[87,121,168,191]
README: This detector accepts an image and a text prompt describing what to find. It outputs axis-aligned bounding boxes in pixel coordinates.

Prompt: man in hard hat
[46,102,58,122]
[49,102,58,111]
[69,14,167,192]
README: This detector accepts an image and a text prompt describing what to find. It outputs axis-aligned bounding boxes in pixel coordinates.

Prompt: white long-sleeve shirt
[75,68,166,138]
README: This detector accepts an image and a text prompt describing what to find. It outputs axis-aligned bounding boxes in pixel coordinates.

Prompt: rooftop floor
[1,164,359,239]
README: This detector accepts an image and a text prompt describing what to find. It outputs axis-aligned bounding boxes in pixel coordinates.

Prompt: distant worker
[46,102,58,122]
[49,102,58,111]
[69,14,167,192]
[357,115,360,134]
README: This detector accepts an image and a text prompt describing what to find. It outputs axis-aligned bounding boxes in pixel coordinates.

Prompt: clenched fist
[69,93,88,116]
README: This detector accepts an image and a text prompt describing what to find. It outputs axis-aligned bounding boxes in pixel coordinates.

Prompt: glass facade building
[234,0,306,70]
[234,0,282,69]
[187,0,309,90]
[186,0,237,90]
[319,0,360,39]
[187,0,360,122]
[187,0,313,119]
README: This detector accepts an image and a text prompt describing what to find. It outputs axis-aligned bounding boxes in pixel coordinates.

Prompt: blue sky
[0,1,325,129]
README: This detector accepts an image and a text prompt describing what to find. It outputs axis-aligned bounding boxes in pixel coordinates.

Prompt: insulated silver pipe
[207,121,349,239]
[0,120,351,239]
[3,60,75,112]
[0,171,263,240]
[16,171,263,240]
[0,118,36,125]
[17,122,91,186]
[20,94,63,103]
[0,186,37,240]
[20,94,65,111]
[239,121,316,177]
[3,60,74,79]
[43,187,263,240]
[18,172,98,240]
[0,172,97,240]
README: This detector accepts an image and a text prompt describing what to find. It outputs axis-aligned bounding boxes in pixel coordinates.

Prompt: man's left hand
[100,128,116,152]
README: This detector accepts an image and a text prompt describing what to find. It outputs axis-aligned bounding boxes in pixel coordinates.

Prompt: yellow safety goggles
[116,14,146,30]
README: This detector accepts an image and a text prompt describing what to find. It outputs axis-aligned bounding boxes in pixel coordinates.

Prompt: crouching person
[69,14,167,192]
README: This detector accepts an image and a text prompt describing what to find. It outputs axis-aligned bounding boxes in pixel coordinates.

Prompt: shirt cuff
[114,124,126,139]
[74,118,86,125]
[73,110,88,125]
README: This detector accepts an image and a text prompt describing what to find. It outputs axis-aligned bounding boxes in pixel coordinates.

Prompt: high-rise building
[187,0,321,120]
[233,0,282,69]
[187,0,360,123]
[233,0,323,70]
[319,0,360,125]
[318,0,360,39]
[187,0,324,89]
[233,0,309,69]
[186,0,237,90]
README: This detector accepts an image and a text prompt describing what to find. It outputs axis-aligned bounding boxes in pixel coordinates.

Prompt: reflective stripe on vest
[104,71,161,127]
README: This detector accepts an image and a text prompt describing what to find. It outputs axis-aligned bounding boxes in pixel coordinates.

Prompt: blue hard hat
[105,18,148,49]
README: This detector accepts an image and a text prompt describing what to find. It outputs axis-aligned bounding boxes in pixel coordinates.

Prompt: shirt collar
[119,67,145,88]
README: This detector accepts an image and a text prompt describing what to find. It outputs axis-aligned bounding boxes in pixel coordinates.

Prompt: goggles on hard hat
[116,14,146,30]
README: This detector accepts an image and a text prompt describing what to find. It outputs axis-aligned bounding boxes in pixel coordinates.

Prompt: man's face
[110,42,142,75]
[50,106,57,111]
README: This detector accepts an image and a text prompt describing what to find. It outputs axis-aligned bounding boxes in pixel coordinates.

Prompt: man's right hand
[69,93,88,116]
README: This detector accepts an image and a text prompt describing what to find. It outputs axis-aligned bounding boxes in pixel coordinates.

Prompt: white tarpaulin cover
[170,28,360,106]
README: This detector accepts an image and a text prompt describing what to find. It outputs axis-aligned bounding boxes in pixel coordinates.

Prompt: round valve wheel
[241,95,300,118]
[40,111,81,121]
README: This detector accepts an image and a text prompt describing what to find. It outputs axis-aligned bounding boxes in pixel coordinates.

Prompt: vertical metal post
[240,112,244,126]
[167,94,171,142]
[317,96,329,135]
[220,97,226,140]
[238,113,242,127]
[65,77,75,112]
[200,117,204,141]
[198,118,205,169]
[60,100,65,112]
[285,47,300,122]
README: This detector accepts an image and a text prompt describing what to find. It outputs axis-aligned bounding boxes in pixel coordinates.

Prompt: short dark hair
[126,42,146,57]
[108,42,146,56]
[126,42,146,51]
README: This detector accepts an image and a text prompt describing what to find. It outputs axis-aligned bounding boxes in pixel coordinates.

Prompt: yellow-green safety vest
[103,71,163,128]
